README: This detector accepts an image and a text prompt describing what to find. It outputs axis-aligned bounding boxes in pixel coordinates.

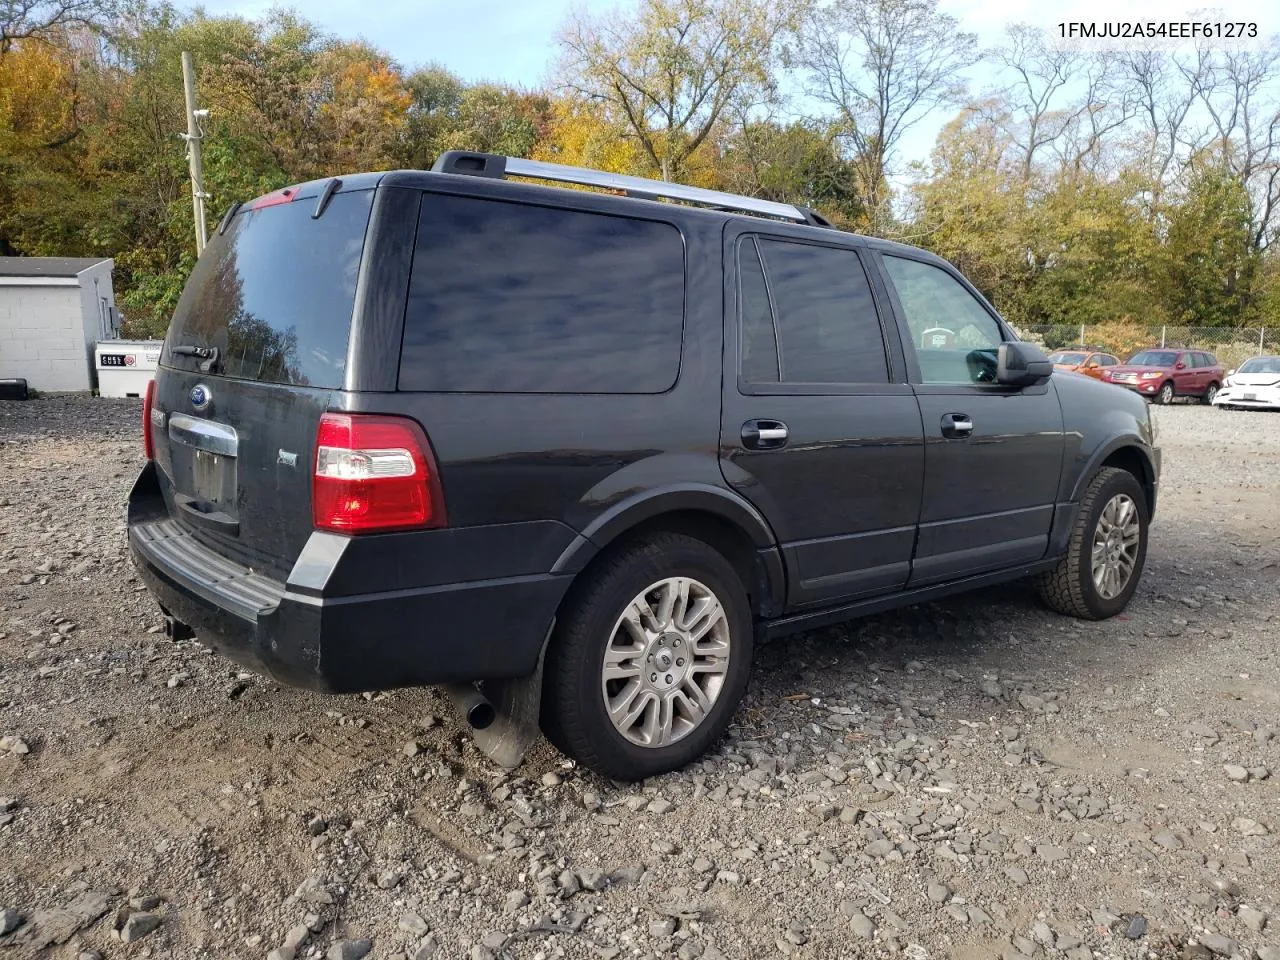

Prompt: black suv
[128,151,1160,780]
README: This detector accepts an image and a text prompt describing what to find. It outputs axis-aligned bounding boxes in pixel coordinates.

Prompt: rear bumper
[127,464,573,693]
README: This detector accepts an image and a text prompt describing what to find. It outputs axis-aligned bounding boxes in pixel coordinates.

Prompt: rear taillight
[143,379,156,460]
[312,413,446,534]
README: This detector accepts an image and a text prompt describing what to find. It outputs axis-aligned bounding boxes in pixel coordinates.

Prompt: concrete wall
[0,279,94,392]
[77,260,118,341]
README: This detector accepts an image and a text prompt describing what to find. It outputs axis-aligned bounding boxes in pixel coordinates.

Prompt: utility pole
[181,52,208,255]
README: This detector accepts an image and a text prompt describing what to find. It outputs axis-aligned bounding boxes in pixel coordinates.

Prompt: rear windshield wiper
[170,344,221,374]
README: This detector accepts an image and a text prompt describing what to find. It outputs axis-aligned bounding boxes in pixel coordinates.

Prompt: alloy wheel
[601,577,731,748]
[1091,493,1141,600]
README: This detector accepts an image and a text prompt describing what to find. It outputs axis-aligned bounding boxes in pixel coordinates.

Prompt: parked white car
[1213,356,1280,410]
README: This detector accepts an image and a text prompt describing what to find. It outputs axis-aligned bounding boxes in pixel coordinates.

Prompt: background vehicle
[1102,348,1224,404]
[127,152,1160,780]
[1213,356,1280,410]
[1048,348,1120,380]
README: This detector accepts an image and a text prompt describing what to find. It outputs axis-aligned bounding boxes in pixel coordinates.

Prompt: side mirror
[997,342,1053,386]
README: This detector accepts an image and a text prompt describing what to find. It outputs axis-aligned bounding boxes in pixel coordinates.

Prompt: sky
[189,0,1272,169]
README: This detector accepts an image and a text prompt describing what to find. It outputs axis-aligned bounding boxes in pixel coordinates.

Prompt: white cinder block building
[0,257,119,393]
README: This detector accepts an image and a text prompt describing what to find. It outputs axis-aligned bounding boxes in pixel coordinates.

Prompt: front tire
[1036,467,1149,620]
[541,533,753,780]
[1203,382,1220,404]
[1154,381,1175,405]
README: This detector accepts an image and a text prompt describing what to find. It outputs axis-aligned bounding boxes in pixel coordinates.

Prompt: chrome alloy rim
[1092,493,1141,600]
[601,577,731,748]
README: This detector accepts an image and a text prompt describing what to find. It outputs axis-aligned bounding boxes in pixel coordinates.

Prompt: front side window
[1049,352,1087,365]
[744,238,888,384]
[882,255,1005,384]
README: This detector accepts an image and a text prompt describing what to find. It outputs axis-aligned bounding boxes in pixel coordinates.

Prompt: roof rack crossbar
[431,151,813,224]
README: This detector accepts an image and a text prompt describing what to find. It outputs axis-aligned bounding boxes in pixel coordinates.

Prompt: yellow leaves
[532,100,643,174]
[0,41,73,147]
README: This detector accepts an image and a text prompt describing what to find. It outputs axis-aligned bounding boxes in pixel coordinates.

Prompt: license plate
[1244,392,1257,401]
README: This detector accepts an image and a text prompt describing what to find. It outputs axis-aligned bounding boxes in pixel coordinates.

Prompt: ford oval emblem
[189,384,212,412]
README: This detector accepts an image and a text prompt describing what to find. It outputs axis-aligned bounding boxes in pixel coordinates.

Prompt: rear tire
[541,533,753,780]
[1154,381,1174,405]
[1202,382,1220,404]
[1036,467,1149,620]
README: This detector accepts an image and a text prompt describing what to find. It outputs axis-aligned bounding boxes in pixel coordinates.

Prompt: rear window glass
[399,193,685,393]
[162,190,373,387]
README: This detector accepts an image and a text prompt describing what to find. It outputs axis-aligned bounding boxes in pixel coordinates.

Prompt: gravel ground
[1,397,1278,960]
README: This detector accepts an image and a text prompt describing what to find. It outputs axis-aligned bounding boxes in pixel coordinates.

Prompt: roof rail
[430,151,832,227]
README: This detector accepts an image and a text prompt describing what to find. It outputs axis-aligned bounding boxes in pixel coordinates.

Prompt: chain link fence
[1015,325,1280,371]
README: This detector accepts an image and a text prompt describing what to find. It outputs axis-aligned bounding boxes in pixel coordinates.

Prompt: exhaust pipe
[443,683,496,731]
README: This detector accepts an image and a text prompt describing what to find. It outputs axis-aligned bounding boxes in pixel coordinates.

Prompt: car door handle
[741,419,789,450]
[940,413,973,439]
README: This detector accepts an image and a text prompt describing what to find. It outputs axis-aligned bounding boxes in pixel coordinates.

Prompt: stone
[326,939,373,960]
[1036,843,1068,863]
[120,912,162,943]
[866,839,895,857]
[1258,949,1280,960]
[927,883,951,903]
[1004,867,1029,885]
[129,895,162,911]
[557,870,581,895]
[376,868,404,890]
[504,891,529,912]
[399,913,430,937]
[849,913,876,939]
[691,858,715,875]
[0,736,30,755]
[1197,933,1236,956]
[649,919,677,938]
[541,772,562,787]
[1125,914,1147,939]
[1223,765,1249,782]
[295,878,335,905]
[577,869,607,892]
[1152,830,1183,851]
[980,679,1003,698]
[0,908,22,935]
[647,799,674,814]
[1236,905,1267,933]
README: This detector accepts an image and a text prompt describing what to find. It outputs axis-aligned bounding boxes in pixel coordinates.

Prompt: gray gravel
[1,398,1279,959]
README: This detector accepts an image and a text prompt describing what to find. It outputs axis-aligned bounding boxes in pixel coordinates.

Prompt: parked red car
[1101,348,1224,404]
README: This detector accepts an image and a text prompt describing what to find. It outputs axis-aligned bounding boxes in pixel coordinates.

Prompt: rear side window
[399,193,685,393]
[162,190,372,388]
[746,238,888,384]
[739,239,780,383]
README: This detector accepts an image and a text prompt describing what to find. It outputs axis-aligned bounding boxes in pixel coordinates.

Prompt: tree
[1,0,106,56]
[717,115,865,226]
[556,0,798,181]
[794,0,978,232]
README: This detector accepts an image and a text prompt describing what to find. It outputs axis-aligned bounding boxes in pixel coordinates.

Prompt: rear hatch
[151,181,375,579]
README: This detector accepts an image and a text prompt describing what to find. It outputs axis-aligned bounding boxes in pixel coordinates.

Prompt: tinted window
[754,239,887,383]
[1049,352,1087,364]
[162,190,373,387]
[1129,351,1178,366]
[400,194,684,393]
[1201,353,1218,368]
[1100,355,1118,366]
[739,239,779,383]
[883,255,1004,384]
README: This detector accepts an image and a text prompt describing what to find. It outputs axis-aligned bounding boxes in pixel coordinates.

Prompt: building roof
[0,256,111,278]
